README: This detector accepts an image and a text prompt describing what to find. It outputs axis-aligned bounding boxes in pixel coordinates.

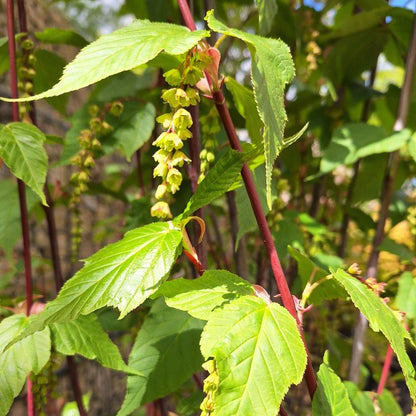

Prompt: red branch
[176,0,317,398]
[377,344,394,394]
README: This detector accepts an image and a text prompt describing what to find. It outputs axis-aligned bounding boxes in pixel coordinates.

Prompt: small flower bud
[88,105,100,117]
[109,101,124,117]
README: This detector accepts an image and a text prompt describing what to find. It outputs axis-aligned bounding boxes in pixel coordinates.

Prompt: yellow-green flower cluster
[16,37,36,120]
[200,359,219,416]
[69,101,122,258]
[151,48,208,219]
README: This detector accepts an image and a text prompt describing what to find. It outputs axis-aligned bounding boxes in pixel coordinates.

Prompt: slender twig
[377,344,394,394]
[349,11,416,382]
[279,405,289,416]
[177,0,317,397]
[6,2,34,414]
[67,356,87,416]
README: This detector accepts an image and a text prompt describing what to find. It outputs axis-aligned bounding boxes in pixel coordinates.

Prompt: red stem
[377,344,394,394]
[176,0,317,398]
[67,356,87,416]
[177,0,197,31]
[279,405,289,416]
[7,1,34,413]
[12,0,87,413]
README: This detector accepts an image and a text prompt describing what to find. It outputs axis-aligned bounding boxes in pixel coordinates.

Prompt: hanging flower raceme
[151,46,217,219]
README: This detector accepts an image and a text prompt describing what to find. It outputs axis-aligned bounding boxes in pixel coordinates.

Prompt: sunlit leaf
[182,149,245,217]
[14,222,183,342]
[312,352,356,415]
[200,296,306,416]
[206,11,295,208]
[2,21,208,101]
[331,268,416,402]
[0,314,50,416]
[156,270,254,320]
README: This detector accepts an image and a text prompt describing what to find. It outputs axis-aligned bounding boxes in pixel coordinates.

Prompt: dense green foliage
[1,0,416,415]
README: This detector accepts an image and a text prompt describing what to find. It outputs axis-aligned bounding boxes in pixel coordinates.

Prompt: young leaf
[0,122,47,205]
[312,351,356,415]
[50,314,140,375]
[2,21,209,101]
[156,269,255,320]
[182,149,245,217]
[118,299,204,415]
[331,268,416,401]
[200,296,307,416]
[206,11,295,208]
[0,314,51,416]
[14,222,183,341]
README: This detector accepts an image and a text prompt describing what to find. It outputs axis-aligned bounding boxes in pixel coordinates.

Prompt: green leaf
[331,268,416,402]
[321,5,391,40]
[182,149,245,217]
[256,0,278,36]
[377,389,403,416]
[0,122,47,205]
[343,382,375,416]
[312,352,356,416]
[118,299,204,415]
[62,393,91,416]
[0,37,9,75]
[50,314,139,374]
[206,11,295,208]
[319,124,411,174]
[378,238,413,261]
[0,180,38,258]
[225,76,263,147]
[396,272,416,320]
[3,21,208,101]
[324,28,388,87]
[113,102,155,160]
[35,28,89,48]
[0,314,50,416]
[156,270,254,320]
[34,49,69,114]
[15,222,183,341]
[200,296,307,416]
